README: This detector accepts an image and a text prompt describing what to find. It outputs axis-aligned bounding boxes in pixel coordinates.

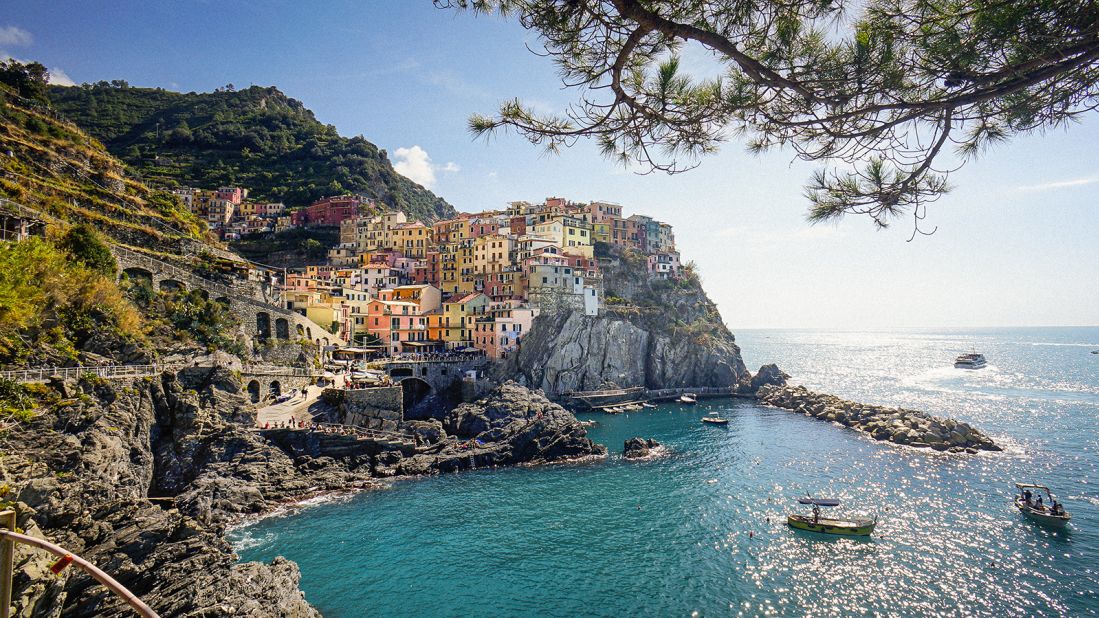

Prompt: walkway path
[255,384,326,428]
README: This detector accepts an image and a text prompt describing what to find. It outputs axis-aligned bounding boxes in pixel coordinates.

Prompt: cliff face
[6,369,324,617]
[503,247,747,396]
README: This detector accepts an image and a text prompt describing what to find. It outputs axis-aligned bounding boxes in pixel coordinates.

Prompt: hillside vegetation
[1,85,207,247]
[0,73,243,369]
[49,83,456,222]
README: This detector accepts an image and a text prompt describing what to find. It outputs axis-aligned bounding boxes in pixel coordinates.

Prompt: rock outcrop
[756,384,1002,453]
[501,245,748,397]
[503,309,747,396]
[623,437,662,459]
[396,381,607,475]
[5,369,326,617]
[738,363,790,393]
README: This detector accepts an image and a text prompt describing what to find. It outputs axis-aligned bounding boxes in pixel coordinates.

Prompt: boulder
[623,437,661,459]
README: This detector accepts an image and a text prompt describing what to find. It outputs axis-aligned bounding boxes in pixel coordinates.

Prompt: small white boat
[701,417,728,425]
[954,352,987,369]
[679,393,697,404]
[642,402,657,408]
[1014,483,1070,527]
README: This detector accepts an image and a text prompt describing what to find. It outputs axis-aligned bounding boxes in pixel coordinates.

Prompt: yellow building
[531,215,593,258]
[441,292,489,347]
[473,233,514,274]
[592,222,611,245]
[391,222,431,258]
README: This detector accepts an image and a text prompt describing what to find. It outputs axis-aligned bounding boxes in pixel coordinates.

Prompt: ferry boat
[1014,483,1071,527]
[954,352,988,369]
[787,497,877,537]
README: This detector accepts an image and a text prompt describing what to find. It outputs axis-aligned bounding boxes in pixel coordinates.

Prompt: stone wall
[336,386,404,431]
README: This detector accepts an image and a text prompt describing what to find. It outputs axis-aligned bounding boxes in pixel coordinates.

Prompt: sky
[4,1,1097,330]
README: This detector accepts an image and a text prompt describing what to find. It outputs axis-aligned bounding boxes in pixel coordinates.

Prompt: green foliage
[448,1,1099,229]
[0,60,51,103]
[300,238,326,259]
[0,377,35,422]
[161,289,246,355]
[0,237,142,365]
[230,226,339,264]
[58,224,117,275]
[49,84,456,222]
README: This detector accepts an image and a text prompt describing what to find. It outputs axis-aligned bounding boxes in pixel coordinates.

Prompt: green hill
[48,83,456,222]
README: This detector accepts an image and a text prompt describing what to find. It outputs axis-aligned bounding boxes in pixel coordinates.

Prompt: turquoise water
[231,327,1099,616]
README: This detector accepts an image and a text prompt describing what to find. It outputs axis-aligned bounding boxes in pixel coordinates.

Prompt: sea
[230,327,1099,617]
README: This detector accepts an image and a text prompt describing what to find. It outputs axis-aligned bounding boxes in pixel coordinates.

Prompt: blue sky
[4,1,1097,329]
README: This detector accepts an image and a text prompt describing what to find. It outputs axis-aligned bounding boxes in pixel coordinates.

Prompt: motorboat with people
[701,416,728,425]
[1014,483,1071,527]
[954,352,988,369]
[679,393,698,404]
[787,496,877,537]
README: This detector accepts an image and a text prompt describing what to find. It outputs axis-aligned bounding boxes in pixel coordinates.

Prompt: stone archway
[247,380,261,404]
[275,317,290,340]
[256,312,272,340]
[121,267,153,289]
[296,324,305,338]
[269,380,282,398]
[400,377,432,411]
[159,279,186,293]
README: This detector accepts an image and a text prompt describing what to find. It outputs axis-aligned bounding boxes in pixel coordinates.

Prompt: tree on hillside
[0,60,51,103]
[441,0,1099,233]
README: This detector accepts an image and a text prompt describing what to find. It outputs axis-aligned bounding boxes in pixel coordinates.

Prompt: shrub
[0,237,143,364]
[58,224,117,275]
[163,289,246,355]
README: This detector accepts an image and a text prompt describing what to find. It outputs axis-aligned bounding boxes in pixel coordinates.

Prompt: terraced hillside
[0,86,206,250]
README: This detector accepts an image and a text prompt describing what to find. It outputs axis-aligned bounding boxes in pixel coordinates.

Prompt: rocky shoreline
[4,371,603,617]
[756,384,1002,453]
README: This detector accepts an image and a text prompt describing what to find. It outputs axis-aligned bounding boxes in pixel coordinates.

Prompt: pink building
[473,300,537,359]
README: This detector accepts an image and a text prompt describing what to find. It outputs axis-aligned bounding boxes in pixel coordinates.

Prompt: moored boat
[954,352,988,369]
[701,416,728,425]
[1014,483,1070,527]
[786,497,877,536]
[679,393,697,404]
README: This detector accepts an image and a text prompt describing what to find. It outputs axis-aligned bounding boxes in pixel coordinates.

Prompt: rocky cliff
[503,246,748,396]
[3,370,601,616]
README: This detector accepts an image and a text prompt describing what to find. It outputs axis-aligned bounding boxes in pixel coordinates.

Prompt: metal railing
[0,510,159,618]
[242,365,323,377]
[0,364,167,383]
[263,422,414,445]
[646,386,734,399]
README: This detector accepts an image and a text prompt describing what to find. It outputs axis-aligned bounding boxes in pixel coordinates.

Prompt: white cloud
[1014,176,1099,193]
[47,67,75,87]
[392,145,461,188]
[0,26,32,47]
